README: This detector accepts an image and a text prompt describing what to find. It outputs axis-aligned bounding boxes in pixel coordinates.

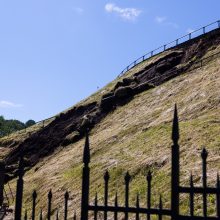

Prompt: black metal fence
[80,106,220,220]
[0,106,220,219]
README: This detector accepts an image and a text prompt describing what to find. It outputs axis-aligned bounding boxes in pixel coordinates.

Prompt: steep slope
[1,28,220,218]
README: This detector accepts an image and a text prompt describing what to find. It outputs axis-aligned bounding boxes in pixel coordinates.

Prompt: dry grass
[5,52,220,219]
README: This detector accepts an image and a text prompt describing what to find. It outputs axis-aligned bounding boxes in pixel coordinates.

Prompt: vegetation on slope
[1,29,220,219]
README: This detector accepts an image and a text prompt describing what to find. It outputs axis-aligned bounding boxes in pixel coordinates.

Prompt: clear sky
[0,0,219,122]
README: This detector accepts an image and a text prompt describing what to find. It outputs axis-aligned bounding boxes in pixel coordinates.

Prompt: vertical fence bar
[201,148,208,218]
[203,27,206,34]
[39,209,43,220]
[73,211,77,220]
[190,174,194,217]
[124,171,131,220]
[136,193,140,220]
[143,56,145,61]
[104,170,109,220]
[216,174,220,219]
[14,156,24,220]
[94,193,98,220]
[114,192,118,220]
[171,104,180,220]
[151,51,153,57]
[189,33,192,40]
[218,20,220,28]
[164,45,166,51]
[176,39,178,46]
[0,161,5,207]
[56,209,59,220]
[158,195,163,220]
[64,191,69,220]
[32,190,37,220]
[147,171,152,220]
[47,190,52,220]
[81,132,90,220]
[24,210,27,220]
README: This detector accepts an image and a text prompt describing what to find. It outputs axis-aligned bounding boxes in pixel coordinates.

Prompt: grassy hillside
[4,47,220,219]
[1,30,220,219]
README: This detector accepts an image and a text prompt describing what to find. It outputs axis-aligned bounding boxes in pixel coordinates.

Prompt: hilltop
[0,28,220,217]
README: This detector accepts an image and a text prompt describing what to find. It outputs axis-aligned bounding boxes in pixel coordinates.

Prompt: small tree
[25,120,36,127]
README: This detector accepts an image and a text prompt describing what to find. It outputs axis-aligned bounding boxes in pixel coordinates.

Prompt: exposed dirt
[2,28,220,182]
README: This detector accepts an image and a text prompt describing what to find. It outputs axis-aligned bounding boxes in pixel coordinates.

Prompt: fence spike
[47,189,52,220]
[136,193,140,220]
[56,209,59,220]
[64,191,69,220]
[24,209,27,220]
[216,173,220,217]
[15,156,25,220]
[190,173,194,216]
[94,193,98,220]
[147,170,152,220]
[83,131,90,165]
[201,148,208,217]
[114,192,118,220]
[158,195,163,220]
[32,190,37,220]
[104,170,109,220]
[124,171,131,220]
[172,104,179,144]
[73,211,76,220]
[81,132,90,220]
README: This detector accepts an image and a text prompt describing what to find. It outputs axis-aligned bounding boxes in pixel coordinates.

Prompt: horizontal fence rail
[118,20,220,77]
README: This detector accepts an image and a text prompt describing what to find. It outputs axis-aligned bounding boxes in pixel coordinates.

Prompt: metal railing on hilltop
[118,20,220,77]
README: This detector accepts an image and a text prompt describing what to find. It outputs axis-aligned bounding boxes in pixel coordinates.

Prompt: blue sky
[0,0,219,122]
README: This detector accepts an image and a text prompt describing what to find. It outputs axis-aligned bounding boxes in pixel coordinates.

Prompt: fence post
[32,190,37,220]
[14,156,25,220]
[80,132,90,220]
[171,105,180,220]
[0,161,5,207]
[64,191,69,220]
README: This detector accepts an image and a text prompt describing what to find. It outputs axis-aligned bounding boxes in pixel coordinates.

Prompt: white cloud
[105,3,141,21]
[73,7,84,14]
[0,100,23,108]
[155,16,167,24]
[155,16,179,29]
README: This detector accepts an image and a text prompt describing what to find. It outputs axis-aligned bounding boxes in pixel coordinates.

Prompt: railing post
[14,156,25,220]
[32,190,37,220]
[104,170,109,220]
[171,105,180,220]
[124,171,131,220]
[201,148,208,217]
[80,132,90,220]
[64,191,69,220]
[147,171,152,220]
[47,190,52,220]
[0,161,5,207]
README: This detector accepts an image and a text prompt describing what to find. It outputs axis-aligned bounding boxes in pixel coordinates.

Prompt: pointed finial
[147,170,152,182]
[33,190,37,199]
[172,104,179,144]
[18,155,24,177]
[104,170,110,182]
[159,195,163,209]
[65,191,69,200]
[115,192,118,206]
[48,189,52,199]
[190,172,194,186]
[201,148,208,160]
[83,131,90,164]
[124,171,131,183]
[136,193,140,207]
